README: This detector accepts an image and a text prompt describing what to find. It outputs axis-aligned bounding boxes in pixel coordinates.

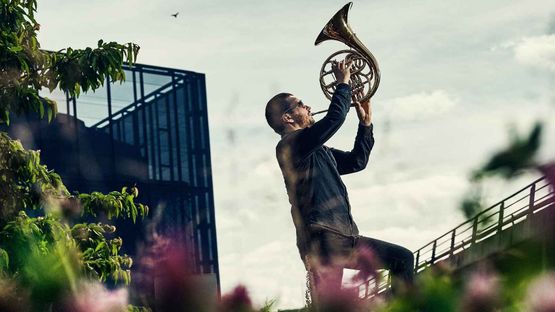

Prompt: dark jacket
[275,83,375,258]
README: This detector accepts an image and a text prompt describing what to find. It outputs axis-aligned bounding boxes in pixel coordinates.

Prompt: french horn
[312,2,380,115]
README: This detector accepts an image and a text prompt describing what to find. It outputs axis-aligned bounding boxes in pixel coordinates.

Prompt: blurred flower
[314,284,364,312]
[306,261,366,312]
[65,282,128,312]
[137,233,172,270]
[351,245,380,283]
[0,279,30,312]
[134,233,216,311]
[459,270,500,312]
[525,273,555,312]
[219,285,254,312]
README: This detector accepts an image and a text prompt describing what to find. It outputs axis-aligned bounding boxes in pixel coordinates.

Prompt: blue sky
[37,0,555,308]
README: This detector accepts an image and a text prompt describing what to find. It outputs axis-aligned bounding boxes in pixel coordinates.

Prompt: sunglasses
[283,100,305,115]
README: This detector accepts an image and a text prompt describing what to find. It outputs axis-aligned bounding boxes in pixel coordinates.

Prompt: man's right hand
[332,58,352,85]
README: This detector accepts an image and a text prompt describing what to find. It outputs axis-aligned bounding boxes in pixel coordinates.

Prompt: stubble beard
[308,116,315,127]
[298,114,314,128]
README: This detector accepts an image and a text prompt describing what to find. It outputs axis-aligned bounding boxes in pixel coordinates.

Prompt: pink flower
[351,246,380,283]
[306,261,367,312]
[459,270,500,312]
[134,234,217,311]
[219,285,254,312]
[525,273,555,312]
[66,282,128,312]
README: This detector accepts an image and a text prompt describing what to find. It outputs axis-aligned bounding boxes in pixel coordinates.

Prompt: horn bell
[315,2,380,100]
[314,2,353,46]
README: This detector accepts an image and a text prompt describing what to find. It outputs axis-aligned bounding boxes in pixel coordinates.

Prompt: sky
[36,0,555,309]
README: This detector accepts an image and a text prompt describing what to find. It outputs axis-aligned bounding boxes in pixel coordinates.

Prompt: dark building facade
[4,63,220,292]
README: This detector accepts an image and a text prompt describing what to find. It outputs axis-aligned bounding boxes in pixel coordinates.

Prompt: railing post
[471,217,479,244]
[497,201,504,233]
[450,229,456,257]
[365,280,369,298]
[414,250,420,274]
[431,240,437,264]
[528,183,536,217]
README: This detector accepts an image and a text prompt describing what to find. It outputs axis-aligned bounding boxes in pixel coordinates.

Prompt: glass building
[4,63,220,293]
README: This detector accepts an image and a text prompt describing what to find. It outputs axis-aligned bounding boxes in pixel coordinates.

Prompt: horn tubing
[311,104,356,116]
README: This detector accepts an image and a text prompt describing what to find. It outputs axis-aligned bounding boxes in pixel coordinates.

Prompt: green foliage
[72,222,133,284]
[0,132,148,309]
[0,132,68,226]
[0,0,150,309]
[0,0,139,125]
[0,247,9,273]
[0,132,147,288]
[0,211,72,274]
[460,122,544,220]
[473,122,543,180]
[127,305,153,312]
[0,211,80,308]
[49,40,140,98]
[259,299,277,312]
[459,185,483,219]
[377,270,457,312]
[79,186,148,222]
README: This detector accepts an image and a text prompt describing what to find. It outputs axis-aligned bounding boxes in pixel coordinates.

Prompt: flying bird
[171,12,179,18]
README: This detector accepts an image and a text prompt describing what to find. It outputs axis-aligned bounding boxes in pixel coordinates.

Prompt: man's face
[285,96,314,128]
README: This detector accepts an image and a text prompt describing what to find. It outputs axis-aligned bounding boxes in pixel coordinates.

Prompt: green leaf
[94,242,106,252]
[0,248,9,270]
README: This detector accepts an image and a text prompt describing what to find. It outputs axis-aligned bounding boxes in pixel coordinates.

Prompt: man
[265,59,414,300]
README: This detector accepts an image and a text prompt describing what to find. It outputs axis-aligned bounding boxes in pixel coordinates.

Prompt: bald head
[265,92,292,134]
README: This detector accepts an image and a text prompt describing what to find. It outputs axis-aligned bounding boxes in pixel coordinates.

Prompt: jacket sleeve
[330,123,374,175]
[293,83,352,160]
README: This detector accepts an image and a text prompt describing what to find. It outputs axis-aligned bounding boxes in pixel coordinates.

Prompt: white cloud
[348,173,468,243]
[382,90,458,122]
[514,34,555,71]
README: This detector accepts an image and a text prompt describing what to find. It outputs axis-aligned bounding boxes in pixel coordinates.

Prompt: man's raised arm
[330,97,374,175]
[294,60,353,159]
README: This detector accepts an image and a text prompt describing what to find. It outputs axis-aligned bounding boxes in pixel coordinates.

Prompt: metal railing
[357,176,555,299]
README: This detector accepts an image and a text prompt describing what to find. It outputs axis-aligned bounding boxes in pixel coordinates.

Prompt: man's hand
[332,58,352,85]
[353,90,372,126]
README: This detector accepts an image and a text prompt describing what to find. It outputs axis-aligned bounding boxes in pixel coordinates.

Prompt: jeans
[306,225,414,297]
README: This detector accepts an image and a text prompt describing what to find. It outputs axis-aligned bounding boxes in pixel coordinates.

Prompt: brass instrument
[312,2,380,116]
